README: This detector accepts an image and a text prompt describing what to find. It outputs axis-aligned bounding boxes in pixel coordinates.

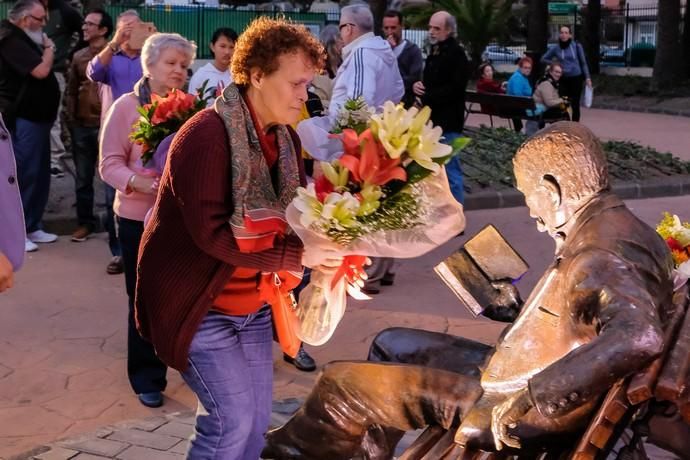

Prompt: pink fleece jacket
[99,92,157,222]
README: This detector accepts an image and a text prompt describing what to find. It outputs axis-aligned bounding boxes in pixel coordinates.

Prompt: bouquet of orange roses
[287,100,468,345]
[131,81,211,166]
[657,212,690,290]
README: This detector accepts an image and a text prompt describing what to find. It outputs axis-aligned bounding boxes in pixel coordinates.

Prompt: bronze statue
[262,122,677,459]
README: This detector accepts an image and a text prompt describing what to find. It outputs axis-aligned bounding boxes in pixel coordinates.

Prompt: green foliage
[460,127,690,192]
[404,0,514,64]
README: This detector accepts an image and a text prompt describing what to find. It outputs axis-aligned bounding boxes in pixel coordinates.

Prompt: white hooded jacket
[328,32,404,119]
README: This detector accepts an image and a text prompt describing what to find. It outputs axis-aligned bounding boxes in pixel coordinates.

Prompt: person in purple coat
[0,113,25,292]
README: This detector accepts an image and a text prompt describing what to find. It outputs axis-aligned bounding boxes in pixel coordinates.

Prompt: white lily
[408,124,453,172]
[294,184,324,229]
[370,101,416,159]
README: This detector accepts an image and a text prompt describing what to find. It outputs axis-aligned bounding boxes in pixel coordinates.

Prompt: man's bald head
[428,11,456,44]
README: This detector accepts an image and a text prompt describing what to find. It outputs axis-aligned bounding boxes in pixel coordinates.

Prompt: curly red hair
[231,17,325,86]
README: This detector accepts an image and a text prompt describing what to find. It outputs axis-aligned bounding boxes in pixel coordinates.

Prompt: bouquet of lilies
[657,212,690,290]
[287,100,468,345]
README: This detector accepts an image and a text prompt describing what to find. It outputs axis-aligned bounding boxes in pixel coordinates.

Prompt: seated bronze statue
[262,122,682,459]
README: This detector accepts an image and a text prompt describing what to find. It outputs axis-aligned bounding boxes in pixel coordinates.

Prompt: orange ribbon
[331,255,368,289]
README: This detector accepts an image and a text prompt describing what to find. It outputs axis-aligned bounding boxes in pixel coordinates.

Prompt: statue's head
[513,122,609,236]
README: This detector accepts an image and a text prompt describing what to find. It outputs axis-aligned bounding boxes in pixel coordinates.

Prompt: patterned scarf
[214,83,301,253]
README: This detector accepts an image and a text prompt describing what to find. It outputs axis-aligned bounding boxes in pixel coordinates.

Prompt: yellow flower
[370,101,415,159]
[321,161,349,191]
[407,124,452,173]
[325,192,360,230]
[356,184,383,216]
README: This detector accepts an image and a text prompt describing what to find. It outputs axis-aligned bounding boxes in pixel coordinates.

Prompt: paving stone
[168,440,188,455]
[153,422,192,440]
[58,438,128,458]
[172,412,196,426]
[116,445,183,460]
[71,455,111,460]
[118,416,168,432]
[32,447,80,460]
[108,429,179,450]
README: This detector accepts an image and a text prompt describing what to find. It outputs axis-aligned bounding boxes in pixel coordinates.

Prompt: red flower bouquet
[131,81,211,165]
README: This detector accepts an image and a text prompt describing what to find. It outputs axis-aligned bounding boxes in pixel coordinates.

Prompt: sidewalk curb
[591,102,690,118]
[463,176,690,211]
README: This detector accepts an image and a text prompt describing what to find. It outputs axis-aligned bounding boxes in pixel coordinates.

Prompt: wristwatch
[44,43,56,52]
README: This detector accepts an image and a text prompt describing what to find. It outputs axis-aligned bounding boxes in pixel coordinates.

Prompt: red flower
[314,175,334,203]
[335,128,406,186]
[666,236,684,252]
[150,89,196,124]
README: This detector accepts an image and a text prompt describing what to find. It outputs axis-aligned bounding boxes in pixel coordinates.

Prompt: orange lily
[336,128,406,186]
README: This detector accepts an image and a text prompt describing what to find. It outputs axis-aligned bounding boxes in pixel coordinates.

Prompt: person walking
[65,9,113,247]
[135,18,330,458]
[0,113,24,293]
[541,25,591,122]
[412,10,470,204]
[0,0,61,253]
[187,27,237,106]
[99,32,196,408]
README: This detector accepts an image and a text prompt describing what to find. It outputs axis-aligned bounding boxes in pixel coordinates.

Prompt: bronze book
[434,224,529,316]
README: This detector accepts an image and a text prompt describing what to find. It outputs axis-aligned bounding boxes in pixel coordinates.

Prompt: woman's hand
[0,252,14,293]
[128,174,160,195]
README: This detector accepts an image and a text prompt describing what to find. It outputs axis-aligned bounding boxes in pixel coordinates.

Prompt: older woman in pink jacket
[0,114,24,293]
[99,32,196,409]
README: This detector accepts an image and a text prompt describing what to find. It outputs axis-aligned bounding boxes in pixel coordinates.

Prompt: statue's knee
[368,327,415,362]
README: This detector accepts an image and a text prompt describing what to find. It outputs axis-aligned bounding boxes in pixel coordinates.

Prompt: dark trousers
[117,216,167,394]
[11,118,52,233]
[72,126,99,229]
[559,75,584,122]
[105,185,121,257]
[512,118,523,132]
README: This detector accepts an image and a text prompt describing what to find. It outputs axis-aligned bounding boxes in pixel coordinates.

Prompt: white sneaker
[25,238,38,252]
[27,230,58,244]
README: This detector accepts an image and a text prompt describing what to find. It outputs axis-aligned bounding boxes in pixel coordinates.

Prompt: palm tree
[404,0,514,66]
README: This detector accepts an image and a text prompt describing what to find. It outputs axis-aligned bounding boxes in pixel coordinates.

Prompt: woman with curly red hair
[134,18,326,458]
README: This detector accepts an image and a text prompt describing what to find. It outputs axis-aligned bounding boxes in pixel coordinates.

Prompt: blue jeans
[443,131,465,204]
[181,308,273,460]
[11,118,52,232]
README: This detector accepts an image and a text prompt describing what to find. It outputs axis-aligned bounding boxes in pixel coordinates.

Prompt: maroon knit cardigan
[135,109,306,371]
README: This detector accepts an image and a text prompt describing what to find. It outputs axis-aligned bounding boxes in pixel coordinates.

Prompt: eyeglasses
[83,21,100,27]
[29,14,47,23]
[339,23,355,32]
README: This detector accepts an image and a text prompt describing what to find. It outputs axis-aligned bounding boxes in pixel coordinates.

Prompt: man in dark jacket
[0,0,61,252]
[413,10,469,204]
[383,10,423,108]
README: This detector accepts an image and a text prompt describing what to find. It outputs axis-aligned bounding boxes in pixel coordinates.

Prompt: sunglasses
[29,14,47,23]
[339,23,355,32]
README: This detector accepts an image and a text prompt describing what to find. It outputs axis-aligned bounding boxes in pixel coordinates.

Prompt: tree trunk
[526,0,549,85]
[363,0,388,35]
[652,0,682,90]
[583,1,601,75]
[682,3,690,79]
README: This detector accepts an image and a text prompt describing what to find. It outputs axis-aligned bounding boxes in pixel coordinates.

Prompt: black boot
[283,344,316,372]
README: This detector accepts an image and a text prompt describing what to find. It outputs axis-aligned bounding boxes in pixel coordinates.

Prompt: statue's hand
[490,388,533,451]
[482,280,522,322]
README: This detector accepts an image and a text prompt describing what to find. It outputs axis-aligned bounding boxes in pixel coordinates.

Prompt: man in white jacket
[328,4,404,119]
